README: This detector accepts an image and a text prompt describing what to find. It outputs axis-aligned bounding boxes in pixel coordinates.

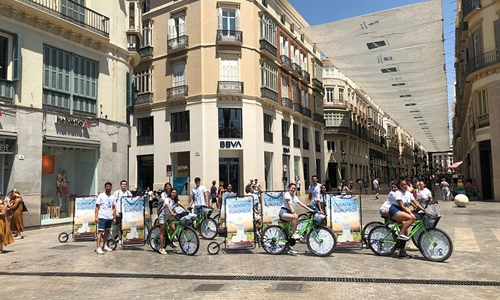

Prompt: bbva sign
[220,141,242,149]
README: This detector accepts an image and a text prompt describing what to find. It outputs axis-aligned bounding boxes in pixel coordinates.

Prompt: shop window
[171,111,190,142]
[218,108,242,138]
[137,116,154,145]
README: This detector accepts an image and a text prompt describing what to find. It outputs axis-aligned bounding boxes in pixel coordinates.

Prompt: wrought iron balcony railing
[264,131,273,143]
[303,141,309,150]
[292,62,301,74]
[135,92,153,105]
[313,113,324,124]
[216,30,243,43]
[281,97,293,110]
[259,39,277,57]
[462,0,481,19]
[293,102,303,114]
[21,0,110,37]
[301,70,310,82]
[465,48,500,78]
[312,78,323,90]
[282,136,290,146]
[137,135,154,146]
[167,85,188,100]
[217,81,244,94]
[261,87,278,102]
[303,107,312,118]
[293,138,300,148]
[171,131,190,142]
[167,35,189,51]
[0,79,14,104]
[139,46,153,58]
[280,55,292,69]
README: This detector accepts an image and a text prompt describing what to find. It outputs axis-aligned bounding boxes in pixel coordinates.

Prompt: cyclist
[416,181,432,208]
[189,177,209,233]
[158,182,172,254]
[161,188,188,254]
[280,183,315,254]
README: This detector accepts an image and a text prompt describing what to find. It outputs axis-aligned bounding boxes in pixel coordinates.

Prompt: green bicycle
[261,211,337,257]
[188,206,218,239]
[147,213,200,255]
[367,212,453,262]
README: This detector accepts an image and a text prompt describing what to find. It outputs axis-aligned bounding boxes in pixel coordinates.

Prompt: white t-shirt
[192,185,208,207]
[380,191,398,212]
[309,183,322,202]
[373,179,379,189]
[395,190,413,207]
[282,191,300,210]
[163,197,176,216]
[113,189,132,213]
[158,191,170,215]
[96,192,116,220]
[417,188,432,201]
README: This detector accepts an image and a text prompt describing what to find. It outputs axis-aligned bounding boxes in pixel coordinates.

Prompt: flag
[83,119,91,129]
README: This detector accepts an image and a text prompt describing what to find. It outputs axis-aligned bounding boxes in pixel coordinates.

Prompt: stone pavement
[1,188,499,299]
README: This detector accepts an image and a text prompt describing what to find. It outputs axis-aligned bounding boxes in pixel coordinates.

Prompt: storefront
[0,137,16,196]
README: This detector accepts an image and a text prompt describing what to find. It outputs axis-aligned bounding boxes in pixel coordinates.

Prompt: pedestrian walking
[6,189,24,239]
[95,182,117,254]
[373,178,380,200]
[296,177,302,196]
[0,199,14,253]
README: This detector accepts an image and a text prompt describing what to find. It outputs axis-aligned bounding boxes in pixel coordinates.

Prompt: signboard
[73,197,96,240]
[173,176,189,195]
[166,165,172,177]
[262,192,283,226]
[225,196,254,249]
[42,155,55,174]
[220,141,242,149]
[121,196,145,245]
[328,194,362,249]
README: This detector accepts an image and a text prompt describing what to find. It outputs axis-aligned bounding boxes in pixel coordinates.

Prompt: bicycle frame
[375,219,429,247]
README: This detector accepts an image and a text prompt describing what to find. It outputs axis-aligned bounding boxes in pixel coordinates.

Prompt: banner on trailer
[329,194,362,248]
[324,194,334,228]
[220,192,236,222]
[142,195,151,225]
[121,196,145,245]
[262,192,283,226]
[73,197,97,239]
[225,196,254,249]
[173,176,189,195]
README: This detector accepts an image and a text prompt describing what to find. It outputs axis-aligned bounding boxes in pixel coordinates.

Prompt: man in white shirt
[189,177,209,216]
[113,180,133,244]
[373,178,380,200]
[95,182,117,255]
[308,175,322,209]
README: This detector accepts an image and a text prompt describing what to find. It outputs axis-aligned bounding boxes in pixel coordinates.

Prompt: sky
[289,0,457,142]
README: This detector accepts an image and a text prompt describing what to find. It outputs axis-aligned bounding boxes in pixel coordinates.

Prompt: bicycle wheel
[367,225,397,256]
[261,225,288,255]
[213,214,220,226]
[306,226,337,257]
[107,239,117,250]
[361,221,384,244]
[411,226,425,249]
[179,227,199,256]
[148,225,163,252]
[58,232,69,243]
[298,213,308,222]
[200,218,217,240]
[207,242,220,255]
[296,219,310,244]
[418,228,453,262]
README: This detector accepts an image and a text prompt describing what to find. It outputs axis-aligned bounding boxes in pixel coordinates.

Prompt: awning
[0,131,18,139]
[43,135,100,148]
[449,161,463,169]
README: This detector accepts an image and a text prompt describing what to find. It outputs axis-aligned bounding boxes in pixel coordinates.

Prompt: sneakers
[96,248,104,255]
[292,233,301,240]
[103,245,113,252]
[398,252,413,259]
[287,248,298,255]
[397,234,410,241]
[159,248,167,255]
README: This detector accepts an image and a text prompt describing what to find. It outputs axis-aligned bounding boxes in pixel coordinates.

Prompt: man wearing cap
[189,177,209,217]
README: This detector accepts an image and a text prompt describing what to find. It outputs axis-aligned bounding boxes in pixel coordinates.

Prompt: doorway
[328,162,338,191]
[219,158,239,195]
[137,155,154,192]
[479,141,493,199]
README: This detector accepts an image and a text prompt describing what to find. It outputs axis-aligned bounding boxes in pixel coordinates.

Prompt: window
[0,33,21,83]
[134,68,153,94]
[168,14,186,41]
[495,19,500,49]
[281,75,289,98]
[137,116,154,145]
[302,127,309,150]
[129,2,136,30]
[142,0,150,13]
[43,45,98,116]
[315,131,320,152]
[279,36,289,56]
[312,60,323,81]
[218,8,240,32]
[339,88,344,103]
[340,141,344,152]
[264,114,273,143]
[469,28,483,60]
[324,112,346,127]
[326,88,334,103]
[327,141,335,153]
[303,91,309,109]
[61,0,85,23]
[260,13,276,46]
[292,82,299,103]
[282,120,290,146]
[221,58,239,81]
[477,89,488,116]
[171,111,190,142]
[293,124,300,148]
[219,108,242,138]
[142,20,153,47]
[261,60,278,91]
[173,63,186,87]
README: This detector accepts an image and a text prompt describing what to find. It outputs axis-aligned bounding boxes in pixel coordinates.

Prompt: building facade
[0,0,139,226]
[454,0,499,200]
[129,0,324,195]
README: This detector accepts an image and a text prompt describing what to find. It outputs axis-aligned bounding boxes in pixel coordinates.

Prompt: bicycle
[367,212,453,262]
[146,212,199,255]
[107,221,150,250]
[261,211,336,257]
[188,206,217,239]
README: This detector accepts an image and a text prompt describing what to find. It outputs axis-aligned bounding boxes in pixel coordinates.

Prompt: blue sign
[220,141,242,149]
[283,147,290,153]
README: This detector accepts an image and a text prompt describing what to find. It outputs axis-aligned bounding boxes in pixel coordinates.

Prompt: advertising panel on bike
[225,196,255,250]
[262,192,283,226]
[121,196,146,245]
[142,195,151,226]
[73,197,97,240]
[324,193,334,228]
[329,194,362,249]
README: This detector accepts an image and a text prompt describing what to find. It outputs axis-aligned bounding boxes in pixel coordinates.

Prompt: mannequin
[56,170,70,208]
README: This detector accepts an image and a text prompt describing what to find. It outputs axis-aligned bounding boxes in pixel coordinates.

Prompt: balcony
[465,48,500,79]
[171,131,190,142]
[300,70,310,83]
[0,79,14,104]
[135,92,153,105]
[20,0,110,37]
[137,135,154,146]
[293,102,303,114]
[139,46,153,59]
[218,81,244,94]
[264,131,273,143]
[280,55,293,70]
[303,107,312,118]
[259,39,277,57]
[291,62,301,75]
[261,87,278,103]
[282,97,293,110]
[312,78,323,90]
[167,85,188,100]
[313,113,324,124]
[167,35,189,52]
[282,136,290,146]
[462,0,481,20]
[216,30,243,44]
[324,99,348,109]
[293,138,300,148]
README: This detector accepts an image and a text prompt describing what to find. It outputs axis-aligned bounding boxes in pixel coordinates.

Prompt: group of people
[0,189,25,253]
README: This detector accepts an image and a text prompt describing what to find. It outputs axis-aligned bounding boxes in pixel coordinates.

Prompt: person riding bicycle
[280,183,315,254]
[158,182,172,254]
[159,188,188,254]
[189,177,209,233]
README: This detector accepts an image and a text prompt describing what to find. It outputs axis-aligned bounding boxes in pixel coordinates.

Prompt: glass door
[219,158,239,195]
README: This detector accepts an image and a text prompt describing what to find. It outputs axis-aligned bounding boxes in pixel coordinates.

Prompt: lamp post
[340,150,347,181]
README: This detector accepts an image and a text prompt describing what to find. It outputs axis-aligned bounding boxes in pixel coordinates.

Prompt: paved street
[1,188,499,299]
